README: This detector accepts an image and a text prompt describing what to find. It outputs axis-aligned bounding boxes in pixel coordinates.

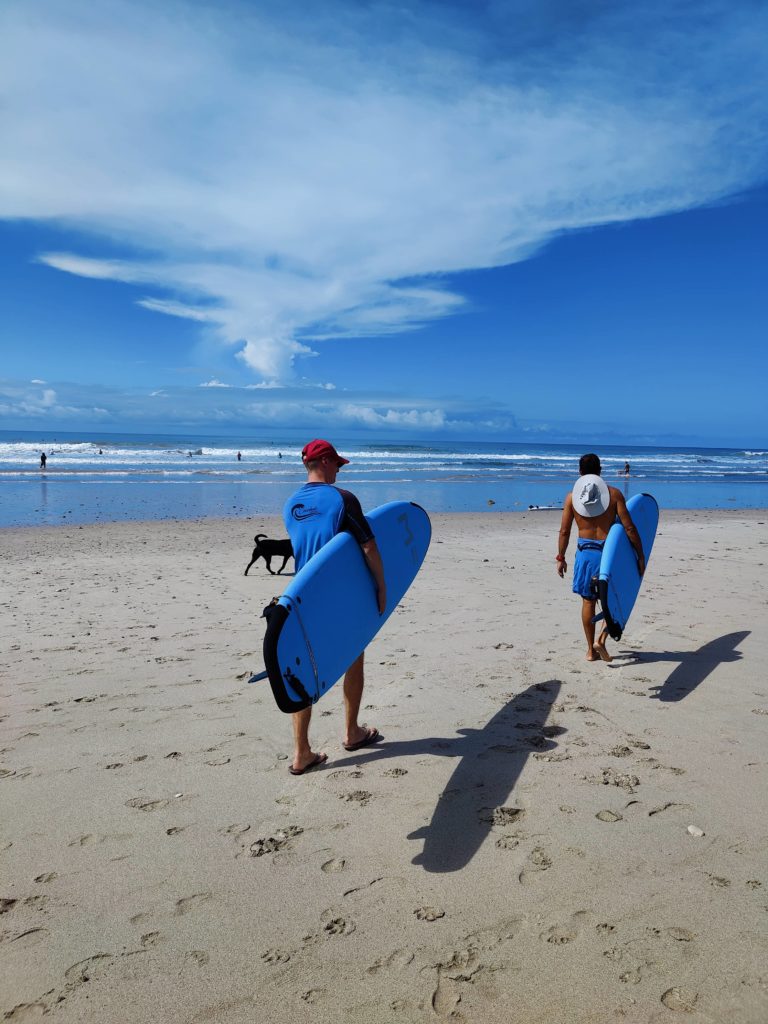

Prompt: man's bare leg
[343,652,371,748]
[582,599,599,661]
[593,627,613,663]
[291,706,324,772]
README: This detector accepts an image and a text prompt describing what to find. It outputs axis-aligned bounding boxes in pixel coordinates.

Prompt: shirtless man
[557,453,645,662]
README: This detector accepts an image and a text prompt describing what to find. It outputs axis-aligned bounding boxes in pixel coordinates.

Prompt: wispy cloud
[4,0,767,378]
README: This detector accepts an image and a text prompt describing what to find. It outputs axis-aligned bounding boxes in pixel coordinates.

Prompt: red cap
[301,439,350,466]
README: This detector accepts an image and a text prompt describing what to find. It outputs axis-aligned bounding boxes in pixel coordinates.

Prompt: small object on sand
[596,809,623,822]
[174,792,183,799]
[487,499,495,505]
[687,824,705,837]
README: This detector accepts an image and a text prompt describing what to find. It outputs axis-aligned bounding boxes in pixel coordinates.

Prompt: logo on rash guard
[291,503,320,522]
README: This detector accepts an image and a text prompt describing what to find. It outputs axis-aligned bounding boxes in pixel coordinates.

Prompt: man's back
[571,486,622,540]
[283,481,371,572]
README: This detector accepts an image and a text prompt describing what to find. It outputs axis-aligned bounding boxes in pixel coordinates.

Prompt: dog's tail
[253,534,268,542]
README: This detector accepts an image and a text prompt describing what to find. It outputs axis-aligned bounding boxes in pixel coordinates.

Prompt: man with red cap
[282,439,387,774]
[556,453,645,662]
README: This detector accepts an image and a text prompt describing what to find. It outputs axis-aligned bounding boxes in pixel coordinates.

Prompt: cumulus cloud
[0,381,107,420]
[3,0,768,379]
[0,377,514,433]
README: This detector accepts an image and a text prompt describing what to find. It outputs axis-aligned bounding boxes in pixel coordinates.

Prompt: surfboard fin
[248,670,269,683]
[591,612,605,624]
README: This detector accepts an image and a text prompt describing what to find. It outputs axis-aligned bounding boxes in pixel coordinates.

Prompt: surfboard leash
[285,596,321,703]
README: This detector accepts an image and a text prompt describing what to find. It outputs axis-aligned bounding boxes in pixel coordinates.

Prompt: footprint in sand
[415,906,445,922]
[542,924,577,945]
[321,858,346,873]
[125,797,169,812]
[324,917,354,936]
[249,826,304,858]
[3,1001,48,1020]
[519,846,553,885]
[596,810,623,823]
[367,950,415,975]
[489,806,525,827]
[342,790,371,806]
[34,872,57,884]
[261,948,291,965]
[301,989,326,1004]
[24,895,49,911]
[4,927,49,950]
[175,893,213,915]
[495,835,520,851]
[540,911,588,945]
[64,954,114,986]
[661,987,698,1012]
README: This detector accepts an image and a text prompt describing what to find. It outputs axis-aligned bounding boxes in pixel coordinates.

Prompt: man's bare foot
[593,641,613,663]
[587,648,599,661]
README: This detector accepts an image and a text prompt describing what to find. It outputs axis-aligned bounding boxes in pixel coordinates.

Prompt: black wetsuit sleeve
[337,488,374,546]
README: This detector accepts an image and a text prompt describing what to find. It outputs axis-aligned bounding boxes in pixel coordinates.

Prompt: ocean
[1,430,766,527]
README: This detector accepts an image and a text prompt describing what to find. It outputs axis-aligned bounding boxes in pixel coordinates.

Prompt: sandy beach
[1,509,766,1023]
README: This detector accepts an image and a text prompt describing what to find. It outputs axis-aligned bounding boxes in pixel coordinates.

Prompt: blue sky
[1,0,766,444]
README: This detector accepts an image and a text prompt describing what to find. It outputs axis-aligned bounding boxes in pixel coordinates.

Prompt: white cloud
[199,379,230,388]
[4,0,768,379]
[0,376,517,433]
[337,404,447,428]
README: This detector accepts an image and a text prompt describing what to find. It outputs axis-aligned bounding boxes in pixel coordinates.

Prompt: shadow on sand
[613,631,750,702]
[334,680,563,873]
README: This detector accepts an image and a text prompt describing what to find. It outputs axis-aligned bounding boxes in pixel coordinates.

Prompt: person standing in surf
[556,453,645,662]
[282,439,387,775]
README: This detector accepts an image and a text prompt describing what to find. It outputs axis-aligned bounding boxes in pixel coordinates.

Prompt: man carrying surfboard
[557,453,645,662]
[282,439,387,775]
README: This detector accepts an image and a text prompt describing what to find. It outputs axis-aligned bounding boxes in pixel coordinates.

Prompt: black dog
[244,534,294,576]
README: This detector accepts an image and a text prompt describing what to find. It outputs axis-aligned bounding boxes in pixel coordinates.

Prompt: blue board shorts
[572,539,604,599]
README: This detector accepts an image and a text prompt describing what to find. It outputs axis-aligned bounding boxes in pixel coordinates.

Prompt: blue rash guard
[283,483,374,572]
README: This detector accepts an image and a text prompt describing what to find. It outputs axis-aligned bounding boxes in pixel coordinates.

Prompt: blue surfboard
[597,493,659,641]
[260,501,431,713]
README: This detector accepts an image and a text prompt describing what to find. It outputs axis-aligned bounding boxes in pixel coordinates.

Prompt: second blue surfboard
[597,493,659,641]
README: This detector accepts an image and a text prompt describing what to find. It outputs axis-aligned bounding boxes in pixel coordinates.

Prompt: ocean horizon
[1,429,766,528]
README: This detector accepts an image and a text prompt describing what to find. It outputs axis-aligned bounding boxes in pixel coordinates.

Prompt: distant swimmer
[40,452,47,470]
[623,461,631,477]
[556,453,644,663]
[278,451,283,459]
[237,451,242,461]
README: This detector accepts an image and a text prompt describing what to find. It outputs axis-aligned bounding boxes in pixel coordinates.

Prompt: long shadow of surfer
[333,679,561,872]
[411,680,563,872]
[612,631,749,702]
[332,680,563,873]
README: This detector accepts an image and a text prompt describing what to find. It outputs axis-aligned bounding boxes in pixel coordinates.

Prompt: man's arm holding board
[361,539,387,615]
[339,488,388,614]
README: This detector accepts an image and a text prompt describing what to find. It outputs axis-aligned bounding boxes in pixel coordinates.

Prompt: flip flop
[343,727,381,752]
[288,752,328,776]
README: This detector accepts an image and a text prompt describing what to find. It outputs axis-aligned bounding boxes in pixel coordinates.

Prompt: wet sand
[1,510,767,1023]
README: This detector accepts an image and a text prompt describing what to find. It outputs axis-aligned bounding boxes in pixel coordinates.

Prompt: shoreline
[2,510,767,1022]
[2,505,767,536]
